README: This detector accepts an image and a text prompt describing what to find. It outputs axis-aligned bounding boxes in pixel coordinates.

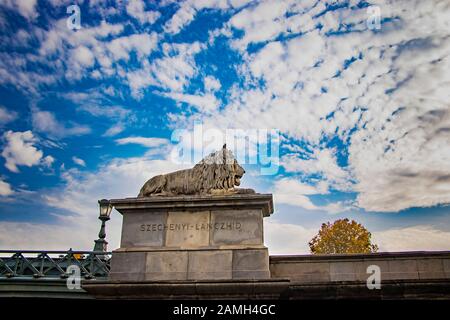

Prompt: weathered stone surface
[110,252,146,281]
[187,250,232,280]
[444,258,450,278]
[109,194,274,281]
[232,249,270,279]
[210,210,262,246]
[82,277,450,300]
[119,207,268,250]
[359,259,390,281]
[120,211,166,247]
[386,259,419,280]
[270,252,450,284]
[292,263,331,283]
[330,261,357,281]
[349,261,369,281]
[145,251,188,280]
[165,211,210,248]
[82,279,291,300]
[110,193,274,217]
[417,258,446,279]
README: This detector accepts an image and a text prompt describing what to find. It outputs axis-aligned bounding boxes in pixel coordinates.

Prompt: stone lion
[138,145,254,197]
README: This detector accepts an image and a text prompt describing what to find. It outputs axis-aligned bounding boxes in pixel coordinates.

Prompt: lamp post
[93,199,113,252]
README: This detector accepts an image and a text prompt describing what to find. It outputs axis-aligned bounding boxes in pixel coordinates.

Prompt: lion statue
[138,145,255,197]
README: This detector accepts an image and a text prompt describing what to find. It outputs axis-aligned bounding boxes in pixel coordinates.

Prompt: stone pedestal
[109,194,274,281]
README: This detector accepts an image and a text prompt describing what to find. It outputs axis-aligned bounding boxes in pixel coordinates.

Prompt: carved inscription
[140,222,242,232]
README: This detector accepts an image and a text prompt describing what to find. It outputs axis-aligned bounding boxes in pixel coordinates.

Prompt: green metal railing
[0,249,111,280]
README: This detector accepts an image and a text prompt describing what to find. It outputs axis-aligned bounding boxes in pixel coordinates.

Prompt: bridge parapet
[0,249,111,280]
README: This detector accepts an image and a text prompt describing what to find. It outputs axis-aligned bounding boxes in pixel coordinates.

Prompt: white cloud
[38,20,124,57]
[62,90,134,139]
[273,177,320,210]
[72,156,86,167]
[0,155,187,251]
[0,7,185,98]
[265,221,450,255]
[229,0,289,50]
[164,2,197,34]
[103,123,125,137]
[107,33,158,62]
[0,0,38,20]
[164,0,252,34]
[204,75,221,92]
[0,219,100,251]
[71,46,95,67]
[162,92,220,113]
[45,155,186,213]
[320,201,353,215]
[0,106,18,125]
[0,221,99,251]
[0,178,13,196]
[0,54,58,94]
[126,0,160,24]
[36,21,158,84]
[0,19,125,88]
[31,108,91,138]
[125,62,155,98]
[225,0,321,50]
[80,104,130,119]
[63,91,131,120]
[174,0,450,213]
[63,29,158,81]
[0,152,190,251]
[282,148,351,192]
[42,155,55,169]
[265,219,316,254]
[271,177,349,213]
[373,225,450,252]
[1,130,44,173]
[115,137,169,148]
[0,0,448,216]
[127,42,204,97]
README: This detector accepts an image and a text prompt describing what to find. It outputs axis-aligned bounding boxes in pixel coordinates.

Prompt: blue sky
[0,0,449,254]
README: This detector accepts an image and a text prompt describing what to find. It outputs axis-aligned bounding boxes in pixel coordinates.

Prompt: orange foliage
[309,218,378,254]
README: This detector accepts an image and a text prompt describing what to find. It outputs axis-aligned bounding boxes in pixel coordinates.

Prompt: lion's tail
[137,186,146,197]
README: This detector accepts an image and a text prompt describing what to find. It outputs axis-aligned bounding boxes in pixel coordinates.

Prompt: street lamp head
[98,199,113,218]
[94,199,112,252]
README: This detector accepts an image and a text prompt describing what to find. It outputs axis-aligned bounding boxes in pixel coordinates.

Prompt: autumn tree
[309,218,378,254]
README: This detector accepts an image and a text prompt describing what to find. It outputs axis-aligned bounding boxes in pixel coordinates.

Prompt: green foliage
[309,218,379,254]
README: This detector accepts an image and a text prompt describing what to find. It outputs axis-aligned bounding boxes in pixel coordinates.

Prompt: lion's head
[233,160,245,186]
[193,145,246,192]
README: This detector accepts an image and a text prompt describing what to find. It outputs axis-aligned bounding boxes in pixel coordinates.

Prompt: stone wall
[270,251,450,283]
[4,251,450,299]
